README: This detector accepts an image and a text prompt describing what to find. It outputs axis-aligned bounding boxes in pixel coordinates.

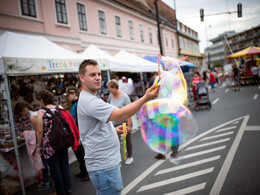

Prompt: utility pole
[205,24,211,69]
[154,0,163,55]
[173,0,180,57]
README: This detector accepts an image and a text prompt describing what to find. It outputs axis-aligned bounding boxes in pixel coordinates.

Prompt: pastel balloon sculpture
[139,55,198,155]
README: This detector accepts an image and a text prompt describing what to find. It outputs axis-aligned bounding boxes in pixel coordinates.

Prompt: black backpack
[43,107,74,150]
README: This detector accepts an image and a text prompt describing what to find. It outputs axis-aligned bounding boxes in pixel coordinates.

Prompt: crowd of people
[14,59,260,194]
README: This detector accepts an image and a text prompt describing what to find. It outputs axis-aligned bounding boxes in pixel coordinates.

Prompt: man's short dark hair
[79,59,98,75]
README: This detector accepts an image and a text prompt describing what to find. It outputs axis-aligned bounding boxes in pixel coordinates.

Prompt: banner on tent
[3,57,108,75]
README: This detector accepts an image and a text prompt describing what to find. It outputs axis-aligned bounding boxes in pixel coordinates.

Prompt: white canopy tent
[0,31,86,76]
[80,44,114,61]
[111,50,158,72]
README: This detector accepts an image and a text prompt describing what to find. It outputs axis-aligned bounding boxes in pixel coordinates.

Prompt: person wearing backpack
[65,85,89,181]
[36,90,72,195]
[77,59,160,194]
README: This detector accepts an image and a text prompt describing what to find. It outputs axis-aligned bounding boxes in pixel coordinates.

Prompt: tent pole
[4,75,26,195]
[107,70,110,81]
[140,72,145,95]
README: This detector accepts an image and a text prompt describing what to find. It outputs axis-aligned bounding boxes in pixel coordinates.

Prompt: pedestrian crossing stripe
[122,115,249,195]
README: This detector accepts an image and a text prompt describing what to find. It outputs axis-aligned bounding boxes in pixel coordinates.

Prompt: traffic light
[237,3,242,17]
[200,8,204,22]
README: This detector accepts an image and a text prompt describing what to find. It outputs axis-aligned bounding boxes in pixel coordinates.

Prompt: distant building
[205,31,236,69]
[177,21,203,70]
[227,25,260,55]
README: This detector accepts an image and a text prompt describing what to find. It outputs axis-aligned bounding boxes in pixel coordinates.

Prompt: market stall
[0,31,86,195]
[226,46,260,85]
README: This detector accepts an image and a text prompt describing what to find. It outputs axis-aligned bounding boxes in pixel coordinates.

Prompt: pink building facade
[0,0,179,58]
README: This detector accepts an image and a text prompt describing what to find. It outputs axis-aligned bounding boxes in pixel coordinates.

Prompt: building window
[183,39,186,49]
[171,35,174,48]
[115,16,122,37]
[77,3,87,31]
[98,10,106,34]
[139,24,144,42]
[187,40,190,50]
[20,0,36,17]
[148,28,153,44]
[128,20,134,40]
[55,0,68,24]
[165,33,168,47]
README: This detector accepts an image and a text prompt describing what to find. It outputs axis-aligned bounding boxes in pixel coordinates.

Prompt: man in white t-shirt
[251,65,259,85]
[77,59,160,194]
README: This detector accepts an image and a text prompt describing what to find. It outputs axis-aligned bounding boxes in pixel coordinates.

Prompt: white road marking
[137,168,214,192]
[174,146,226,161]
[156,156,220,176]
[122,116,248,195]
[212,98,219,104]
[245,126,260,131]
[225,89,229,93]
[185,138,230,151]
[232,121,239,125]
[216,126,236,133]
[254,94,258,99]
[258,86,260,89]
[200,131,234,141]
[164,183,206,195]
[210,115,249,195]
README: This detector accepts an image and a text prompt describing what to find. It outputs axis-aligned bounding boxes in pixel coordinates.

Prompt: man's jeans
[89,163,123,195]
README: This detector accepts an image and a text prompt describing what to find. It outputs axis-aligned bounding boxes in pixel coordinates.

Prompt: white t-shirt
[107,92,131,126]
[77,90,121,172]
[251,66,258,75]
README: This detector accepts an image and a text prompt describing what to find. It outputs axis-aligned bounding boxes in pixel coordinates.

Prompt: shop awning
[226,46,260,59]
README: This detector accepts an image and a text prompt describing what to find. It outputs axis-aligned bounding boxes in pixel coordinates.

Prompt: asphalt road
[17,82,260,195]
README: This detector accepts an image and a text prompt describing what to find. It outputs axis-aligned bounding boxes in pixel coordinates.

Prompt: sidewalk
[15,160,96,195]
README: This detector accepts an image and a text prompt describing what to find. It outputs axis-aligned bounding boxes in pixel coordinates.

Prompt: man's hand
[144,84,160,101]
[115,125,128,135]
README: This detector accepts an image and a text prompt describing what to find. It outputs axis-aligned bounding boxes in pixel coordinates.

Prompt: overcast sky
[162,0,260,53]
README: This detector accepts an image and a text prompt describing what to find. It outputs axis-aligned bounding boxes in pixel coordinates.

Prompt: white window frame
[20,0,37,18]
[77,2,87,31]
[98,9,107,35]
[128,20,134,40]
[139,24,144,42]
[165,33,168,47]
[148,27,153,44]
[115,15,122,38]
[54,0,68,25]
[171,35,174,48]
